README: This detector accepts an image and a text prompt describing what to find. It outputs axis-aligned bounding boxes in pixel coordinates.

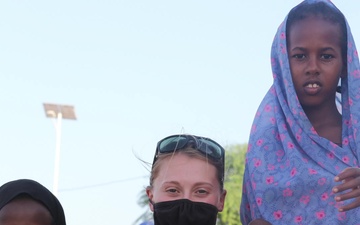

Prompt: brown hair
[149,147,224,191]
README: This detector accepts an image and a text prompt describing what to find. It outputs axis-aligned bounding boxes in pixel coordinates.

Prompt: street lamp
[43,103,76,197]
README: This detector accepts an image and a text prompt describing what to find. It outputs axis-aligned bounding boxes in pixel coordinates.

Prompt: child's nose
[306,57,320,75]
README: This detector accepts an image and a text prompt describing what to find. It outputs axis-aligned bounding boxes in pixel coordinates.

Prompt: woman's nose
[183,192,192,201]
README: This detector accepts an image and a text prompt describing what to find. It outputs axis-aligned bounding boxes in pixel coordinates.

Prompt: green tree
[218,144,247,225]
[133,186,153,225]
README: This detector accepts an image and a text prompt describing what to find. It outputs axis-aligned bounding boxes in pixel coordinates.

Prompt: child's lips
[303,82,321,95]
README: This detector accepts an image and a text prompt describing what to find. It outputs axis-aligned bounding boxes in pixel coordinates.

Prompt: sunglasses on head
[152,134,225,166]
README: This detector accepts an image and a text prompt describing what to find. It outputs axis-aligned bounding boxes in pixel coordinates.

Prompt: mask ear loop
[148,199,155,206]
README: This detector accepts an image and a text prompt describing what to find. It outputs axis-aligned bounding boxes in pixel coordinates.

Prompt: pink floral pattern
[240,0,360,224]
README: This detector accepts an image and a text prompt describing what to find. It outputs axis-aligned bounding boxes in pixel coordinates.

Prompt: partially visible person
[249,219,272,225]
[240,0,360,224]
[0,179,66,225]
[146,134,227,225]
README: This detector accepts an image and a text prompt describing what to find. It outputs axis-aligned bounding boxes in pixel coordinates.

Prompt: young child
[146,134,227,225]
[240,0,360,224]
[0,179,66,225]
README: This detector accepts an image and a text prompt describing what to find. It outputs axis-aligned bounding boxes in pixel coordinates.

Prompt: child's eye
[292,54,306,60]
[321,54,334,60]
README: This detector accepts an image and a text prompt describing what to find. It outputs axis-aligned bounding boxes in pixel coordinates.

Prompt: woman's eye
[166,188,178,193]
[196,189,209,194]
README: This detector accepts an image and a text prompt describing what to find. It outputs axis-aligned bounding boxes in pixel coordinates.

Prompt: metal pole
[53,112,63,197]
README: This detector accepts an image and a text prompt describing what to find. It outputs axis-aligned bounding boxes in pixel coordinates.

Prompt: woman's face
[147,152,226,212]
[0,197,53,225]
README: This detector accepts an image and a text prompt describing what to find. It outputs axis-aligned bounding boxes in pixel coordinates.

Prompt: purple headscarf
[240,0,360,224]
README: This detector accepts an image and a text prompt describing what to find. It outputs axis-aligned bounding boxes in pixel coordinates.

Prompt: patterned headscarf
[0,179,66,225]
[240,0,360,224]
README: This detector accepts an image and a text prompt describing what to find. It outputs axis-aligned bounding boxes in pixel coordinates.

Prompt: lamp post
[43,103,76,197]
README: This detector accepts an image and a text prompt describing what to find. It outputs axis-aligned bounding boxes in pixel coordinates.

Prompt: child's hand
[333,167,360,211]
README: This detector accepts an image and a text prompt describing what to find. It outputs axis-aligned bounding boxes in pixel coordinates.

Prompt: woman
[146,134,227,225]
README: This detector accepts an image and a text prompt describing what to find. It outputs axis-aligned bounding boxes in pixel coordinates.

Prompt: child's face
[287,16,345,109]
[0,197,53,225]
[147,153,226,212]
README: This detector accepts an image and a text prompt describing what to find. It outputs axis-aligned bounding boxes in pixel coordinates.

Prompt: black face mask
[153,199,219,225]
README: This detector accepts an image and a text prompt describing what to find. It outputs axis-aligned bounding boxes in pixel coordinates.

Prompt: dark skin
[0,197,53,225]
[303,101,342,145]
[288,16,360,212]
[289,16,343,145]
[249,219,272,225]
[333,168,360,211]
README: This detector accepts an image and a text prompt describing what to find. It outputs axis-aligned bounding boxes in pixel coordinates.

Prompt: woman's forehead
[155,154,218,181]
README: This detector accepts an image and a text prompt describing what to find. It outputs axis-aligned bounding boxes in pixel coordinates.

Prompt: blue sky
[0,0,358,224]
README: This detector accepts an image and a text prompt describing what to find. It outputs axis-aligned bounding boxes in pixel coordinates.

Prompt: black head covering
[0,179,66,225]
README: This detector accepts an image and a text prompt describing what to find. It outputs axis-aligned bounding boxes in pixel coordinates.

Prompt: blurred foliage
[135,143,247,225]
[218,144,247,225]
[133,186,153,225]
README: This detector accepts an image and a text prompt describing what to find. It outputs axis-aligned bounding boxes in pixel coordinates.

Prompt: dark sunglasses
[152,134,225,166]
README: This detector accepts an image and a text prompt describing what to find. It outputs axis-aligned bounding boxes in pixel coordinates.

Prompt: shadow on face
[0,197,53,225]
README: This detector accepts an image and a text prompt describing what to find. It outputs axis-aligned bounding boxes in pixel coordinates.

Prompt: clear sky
[0,0,358,224]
